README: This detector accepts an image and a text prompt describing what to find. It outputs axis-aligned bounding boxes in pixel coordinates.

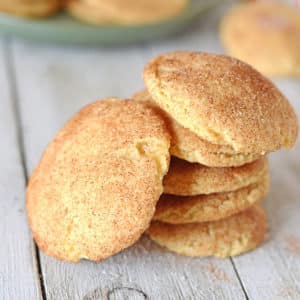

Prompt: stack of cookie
[134,51,298,257]
[26,51,298,262]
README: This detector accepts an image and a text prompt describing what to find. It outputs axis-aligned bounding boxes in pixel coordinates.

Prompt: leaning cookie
[27,99,170,262]
[148,205,267,257]
[155,174,269,224]
[0,0,61,18]
[143,51,298,153]
[164,156,268,196]
[133,90,261,167]
[220,2,300,77]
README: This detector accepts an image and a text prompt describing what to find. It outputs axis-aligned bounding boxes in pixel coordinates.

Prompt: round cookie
[83,0,189,25]
[26,99,171,262]
[220,2,300,77]
[164,156,268,196]
[143,51,299,153]
[148,205,267,257]
[133,90,261,167]
[67,0,111,25]
[0,0,61,18]
[154,174,269,224]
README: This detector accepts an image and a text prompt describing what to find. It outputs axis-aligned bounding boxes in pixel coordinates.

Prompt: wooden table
[1,4,300,300]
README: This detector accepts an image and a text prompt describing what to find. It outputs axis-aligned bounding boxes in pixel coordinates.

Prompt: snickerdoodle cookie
[164,156,268,196]
[133,89,260,167]
[0,0,61,17]
[143,51,298,153]
[27,99,170,262]
[220,2,300,77]
[66,0,111,24]
[154,174,268,224]
[148,204,267,257]
[68,0,189,25]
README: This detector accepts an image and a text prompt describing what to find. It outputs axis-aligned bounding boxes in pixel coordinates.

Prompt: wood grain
[0,41,41,300]
[231,80,300,300]
[10,37,246,300]
[6,2,300,299]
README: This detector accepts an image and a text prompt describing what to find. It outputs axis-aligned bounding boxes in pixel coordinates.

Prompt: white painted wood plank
[0,41,41,300]
[146,3,300,299]
[232,80,300,300]
[154,2,300,297]
[149,1,300,300]
[11,37,246,300]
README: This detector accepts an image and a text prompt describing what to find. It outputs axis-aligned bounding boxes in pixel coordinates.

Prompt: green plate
[0,0,220,45]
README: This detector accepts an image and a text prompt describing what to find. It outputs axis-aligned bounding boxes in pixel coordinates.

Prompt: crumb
[205,262,231,282]
[284,235,300,256]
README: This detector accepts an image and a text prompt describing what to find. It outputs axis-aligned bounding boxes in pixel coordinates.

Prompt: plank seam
[230,258,249,300]
[3,37,47,300]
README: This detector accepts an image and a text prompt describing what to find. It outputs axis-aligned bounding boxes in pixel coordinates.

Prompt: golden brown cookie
[148,205,267,257]
[66,0,111,25]
[143,51,299,153]
[0,0,61,18]
[154,174,269,223]
[133,89,261,167]
[164,156,268,196]
[82,0,189,25]
[26,99,171,262]
[220,2,300,77]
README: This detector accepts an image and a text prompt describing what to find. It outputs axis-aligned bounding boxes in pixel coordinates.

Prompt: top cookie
[143,51,298,153]
[26,99,171,262]
[133,89,260,167]
[220,2,300,77]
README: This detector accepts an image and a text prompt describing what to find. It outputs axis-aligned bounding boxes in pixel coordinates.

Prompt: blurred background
[0,0,299,299]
